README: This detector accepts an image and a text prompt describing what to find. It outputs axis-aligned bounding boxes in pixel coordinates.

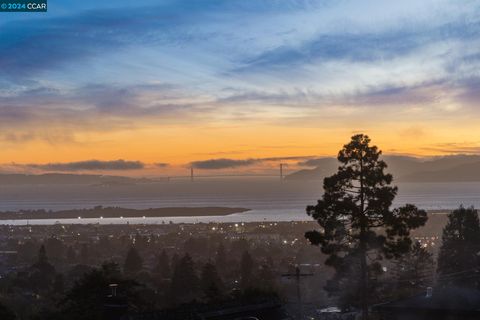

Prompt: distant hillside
[0,173,145,185]
[285,158,338,181]
[286,155,480,182]
[400,161,480,182]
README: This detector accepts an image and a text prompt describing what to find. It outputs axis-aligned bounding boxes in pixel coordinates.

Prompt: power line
[386,267,479,284]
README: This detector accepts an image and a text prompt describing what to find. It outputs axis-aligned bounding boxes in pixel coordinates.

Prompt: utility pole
[282,266,314,320]
[280,163,287,182]
[190,167,194,182]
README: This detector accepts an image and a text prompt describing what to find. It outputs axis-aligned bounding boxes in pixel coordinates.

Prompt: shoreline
[0,208,463,226]
[0,206,251,220]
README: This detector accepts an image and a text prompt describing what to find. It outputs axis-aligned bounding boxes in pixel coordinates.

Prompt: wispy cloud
[0,0,479,159]
[422,142,480,154]
[190,158,258,170]
[0,82,213,143]
[0,0,317,80]
[235,19,480,73]
[0,5,194,79]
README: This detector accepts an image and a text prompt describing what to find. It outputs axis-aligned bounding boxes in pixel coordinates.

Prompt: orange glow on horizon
[2,116,480,176]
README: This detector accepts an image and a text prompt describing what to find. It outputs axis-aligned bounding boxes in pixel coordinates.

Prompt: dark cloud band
[190,158,259,169]
[190,155,316,170]
[25,159,145,171]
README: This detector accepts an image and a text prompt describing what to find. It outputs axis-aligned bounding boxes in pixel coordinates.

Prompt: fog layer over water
[0,179,479,225]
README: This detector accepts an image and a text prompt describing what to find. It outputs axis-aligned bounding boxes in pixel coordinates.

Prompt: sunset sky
[1,0,479,176]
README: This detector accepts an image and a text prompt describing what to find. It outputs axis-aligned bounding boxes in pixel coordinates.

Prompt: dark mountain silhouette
[285,157,338,181]
[287,155,480,182]
[399,161,480,182]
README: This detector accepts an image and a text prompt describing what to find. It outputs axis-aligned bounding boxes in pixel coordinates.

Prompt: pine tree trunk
[359,153,369,320]
[360,240,369,320]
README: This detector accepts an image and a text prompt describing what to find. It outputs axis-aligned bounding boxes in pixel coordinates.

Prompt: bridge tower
[280,163,287,182]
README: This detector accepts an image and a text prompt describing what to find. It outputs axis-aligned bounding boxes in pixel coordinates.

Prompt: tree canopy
[393,241,434,298]
[305,134,427,319]
[200,262,224,301]
[169,254,199,305]
[153,250,171,280]
[124,247,143,275]
[437,206,480,288]
[59,263,145,320]
[240,251,254,290]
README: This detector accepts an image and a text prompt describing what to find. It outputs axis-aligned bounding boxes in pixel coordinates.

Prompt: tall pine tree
[30,244,56,292]
[200,262,224,301]
[154,250,171,280]
[305,134,427,319]
[240,251,254,291]
[215,243,227,276]
[437,206,480,288]
[124,246,143,275]
[169,254,199,304]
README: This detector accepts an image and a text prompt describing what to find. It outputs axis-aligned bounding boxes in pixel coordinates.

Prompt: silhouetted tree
[200,262,224,301]
[215,243,227,276]
[68,264,94,283]
[134,233,149,251]
[17,240,38,264]
[45,237,65,264]
[183,237,209,257]
[66,246,76,263]
[437,206,480,288]
[80,244,89,265]
[37,244,49,265]
[59,263,145,319]
[231,239,249,258]
[98,236,112,255]
[153,250,171,279]
[305,134,427,319]
[30,245,56,292]
[169,254,199,304]
[257,264,275,292]
[393,241,434,298]
[240,251,254,290]
[124,247,143,275]
[53,274,65,295]
[171,253,179,269]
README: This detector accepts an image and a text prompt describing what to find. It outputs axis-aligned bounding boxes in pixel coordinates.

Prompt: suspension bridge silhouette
[154,163,289,182]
